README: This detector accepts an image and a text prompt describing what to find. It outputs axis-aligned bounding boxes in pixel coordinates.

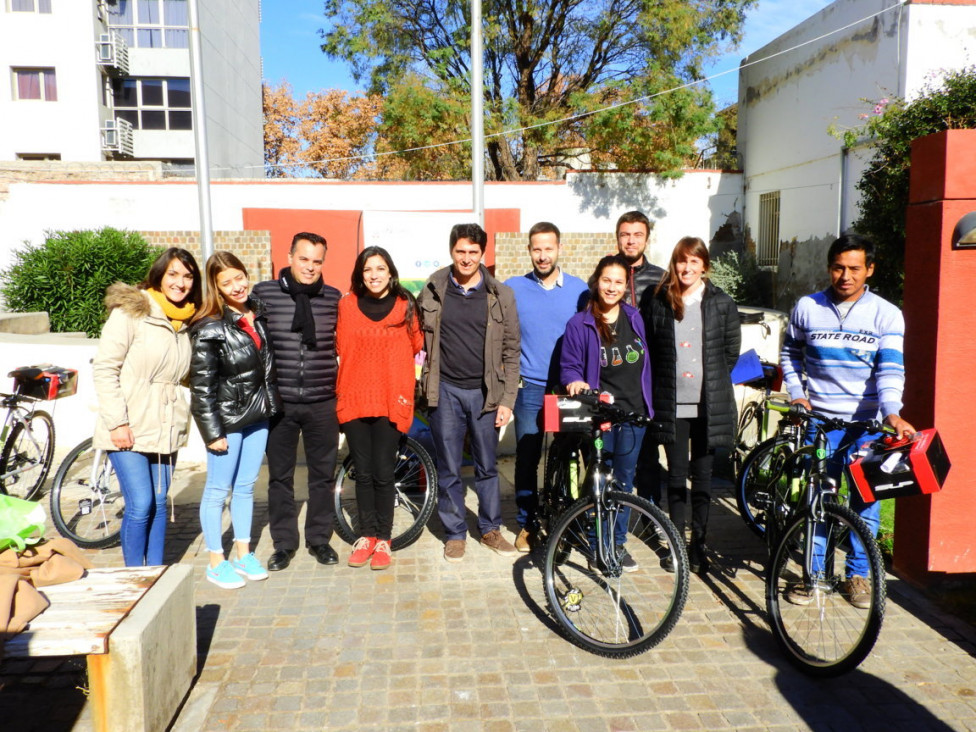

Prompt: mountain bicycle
[541,392,689,658]
[0,366,77,500]
[759,401,894,676]
[332,434,437,550]
[49,437,124,549]
[732,358,783,480]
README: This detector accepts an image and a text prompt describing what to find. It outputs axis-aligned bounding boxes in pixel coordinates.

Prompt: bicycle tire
[542,491,689,658]
[733,399,763,474]
[333,435,437,550]
[766,501,885,677]
[0,410,55,500]
[736,436,798,540]
[538,435,584,540]
[49,438,124,549]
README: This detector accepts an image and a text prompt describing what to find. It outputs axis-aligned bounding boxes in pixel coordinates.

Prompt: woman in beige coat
[93,248,201,566]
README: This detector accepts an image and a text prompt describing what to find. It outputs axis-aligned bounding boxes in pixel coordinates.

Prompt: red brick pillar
[895,129,976,583]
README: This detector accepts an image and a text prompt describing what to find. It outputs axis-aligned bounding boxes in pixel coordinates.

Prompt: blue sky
[260,0,834,106]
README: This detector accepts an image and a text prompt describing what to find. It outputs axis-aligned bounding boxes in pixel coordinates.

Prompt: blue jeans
[200,422,268,554]
[602,422,646,546]
[430,380,502,540]
[513,381,546,530]
[808,424,879,578]
[109,450,175,567]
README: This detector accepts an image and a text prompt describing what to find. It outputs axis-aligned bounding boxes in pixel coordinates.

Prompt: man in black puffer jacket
[252,232,342,571]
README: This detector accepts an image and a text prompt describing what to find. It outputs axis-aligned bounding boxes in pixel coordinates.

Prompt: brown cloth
[0,538,95,654]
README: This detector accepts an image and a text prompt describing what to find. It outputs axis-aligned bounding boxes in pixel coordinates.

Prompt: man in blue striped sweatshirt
[781,234,914,609]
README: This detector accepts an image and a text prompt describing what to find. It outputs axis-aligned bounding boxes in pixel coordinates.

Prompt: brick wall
[494,232,617,282]
[139,231,273,283]
[0,161,165,200]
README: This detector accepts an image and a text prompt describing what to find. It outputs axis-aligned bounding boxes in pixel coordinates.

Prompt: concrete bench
[3,564,196,732]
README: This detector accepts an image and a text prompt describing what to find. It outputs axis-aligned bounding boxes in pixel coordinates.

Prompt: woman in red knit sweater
[336,246,424,570]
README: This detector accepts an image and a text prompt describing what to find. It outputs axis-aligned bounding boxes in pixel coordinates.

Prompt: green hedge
[0,228,162,337]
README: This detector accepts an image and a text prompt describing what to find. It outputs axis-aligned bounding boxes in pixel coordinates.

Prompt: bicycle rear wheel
[542,492,689,657]
[0,410,55,500]
[736,436,797,539]
[333,436,437,550]
[49,438,124,549]
[733,399,763,472]
[766,502,885,676]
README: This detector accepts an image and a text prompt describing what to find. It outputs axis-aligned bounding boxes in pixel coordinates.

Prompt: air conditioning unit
[96,32,129,75]
[101,117,134,157]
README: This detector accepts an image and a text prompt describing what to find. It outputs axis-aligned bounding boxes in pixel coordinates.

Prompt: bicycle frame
[0,398,44,482]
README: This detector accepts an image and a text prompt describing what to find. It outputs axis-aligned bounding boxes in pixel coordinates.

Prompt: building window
[757,191,781,267]
[111,77,191,130]
[106,0,189,49]
[12,68,57,101]
[10,0,52,12]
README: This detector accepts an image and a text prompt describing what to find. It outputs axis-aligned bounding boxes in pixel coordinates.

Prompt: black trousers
[664,416,714,542]
[342,417,401,541]
[266,398,339,551]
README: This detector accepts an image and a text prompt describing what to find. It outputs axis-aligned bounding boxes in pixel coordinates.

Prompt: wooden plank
[3,566,166,658]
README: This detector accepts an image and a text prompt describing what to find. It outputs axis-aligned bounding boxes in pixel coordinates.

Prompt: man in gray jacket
[418,223,521,563]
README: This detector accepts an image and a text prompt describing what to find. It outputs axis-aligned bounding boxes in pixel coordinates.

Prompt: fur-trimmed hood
[104,282,153,319]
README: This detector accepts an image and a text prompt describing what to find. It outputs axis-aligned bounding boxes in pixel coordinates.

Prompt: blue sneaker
[232,552,269,581]
[206,560,246,589]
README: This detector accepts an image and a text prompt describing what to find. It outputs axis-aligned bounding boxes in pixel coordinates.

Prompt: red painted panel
[242,209,363,291]
[243,208,521,288]
[897,129,976,582]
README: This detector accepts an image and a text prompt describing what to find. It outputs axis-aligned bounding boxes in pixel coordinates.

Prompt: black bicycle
[540,392,689,658]
[333,434,437,550]
[759,401,893,676]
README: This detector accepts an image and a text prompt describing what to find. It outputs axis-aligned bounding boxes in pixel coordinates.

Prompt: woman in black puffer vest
[190,252,281,590]
[641,237,740,575]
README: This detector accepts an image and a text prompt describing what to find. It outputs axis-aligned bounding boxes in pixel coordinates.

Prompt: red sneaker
[371,539,392,570]
[348,536,377,567]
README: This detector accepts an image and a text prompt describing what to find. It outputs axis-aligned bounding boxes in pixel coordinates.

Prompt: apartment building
[0,0,262,177]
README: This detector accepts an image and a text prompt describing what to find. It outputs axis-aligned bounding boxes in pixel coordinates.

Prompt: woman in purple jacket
[560,255,653,571]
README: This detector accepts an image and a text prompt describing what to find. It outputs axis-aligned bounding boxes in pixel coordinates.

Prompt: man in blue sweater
[781,234,914,608]
[505,222,588,551]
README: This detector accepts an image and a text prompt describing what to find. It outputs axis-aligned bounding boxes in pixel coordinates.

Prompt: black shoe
[660,554,676,573]
[268,549,296,572]
[688,541,709,576]
[309,543,338,565]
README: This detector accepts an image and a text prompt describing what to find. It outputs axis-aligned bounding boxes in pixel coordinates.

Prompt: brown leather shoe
[514,528,533,553]
[481,529,517,557]
[444,539,466,563]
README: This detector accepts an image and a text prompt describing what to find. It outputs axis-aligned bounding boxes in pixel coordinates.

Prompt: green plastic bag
[0,494,46,552]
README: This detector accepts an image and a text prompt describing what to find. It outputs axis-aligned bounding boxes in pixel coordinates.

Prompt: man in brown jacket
[417,223,520,563]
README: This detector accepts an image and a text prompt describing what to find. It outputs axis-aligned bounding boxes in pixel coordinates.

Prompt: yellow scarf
[147,288,196,331]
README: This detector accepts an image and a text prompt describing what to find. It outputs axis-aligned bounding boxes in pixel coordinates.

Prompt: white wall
[0,170,744,274]
[737,0,976,304]
[0,1,105,161]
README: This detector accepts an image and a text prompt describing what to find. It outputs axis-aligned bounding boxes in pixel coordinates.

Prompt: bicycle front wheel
[49,438,124,549]
[542,492,689,658]
[736,436,797,540]
[333,436,437,550]
[0,410,55,500]
[766,502,885,677]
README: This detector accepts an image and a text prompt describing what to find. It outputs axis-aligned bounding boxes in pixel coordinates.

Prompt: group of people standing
[90,212,912,601]
[509,212,740,575]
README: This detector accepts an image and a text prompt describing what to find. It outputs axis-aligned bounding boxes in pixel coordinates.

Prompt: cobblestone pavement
[2,457,976,731]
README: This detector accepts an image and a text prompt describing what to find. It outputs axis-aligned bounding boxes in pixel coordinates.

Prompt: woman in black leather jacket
[190,252,281,590]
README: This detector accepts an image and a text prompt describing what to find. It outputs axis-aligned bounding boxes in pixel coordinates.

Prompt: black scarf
[281,268,321,348]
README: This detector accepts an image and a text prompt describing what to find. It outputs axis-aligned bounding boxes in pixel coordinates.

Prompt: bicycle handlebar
[766,400,896,436]
[568,391,653,428]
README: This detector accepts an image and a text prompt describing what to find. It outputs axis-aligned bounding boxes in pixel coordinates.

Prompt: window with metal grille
[757,191,781,267]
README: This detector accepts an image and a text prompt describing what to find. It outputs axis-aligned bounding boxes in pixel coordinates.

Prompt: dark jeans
[513,381,546,530]
[342,417,401,541]
[634,431,663,506]
[429,380,502,540]
[266,398,339,551]
[665,416,714,541]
